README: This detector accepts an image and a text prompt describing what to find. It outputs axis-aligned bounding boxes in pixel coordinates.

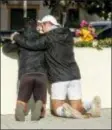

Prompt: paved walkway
[1,109,111,129]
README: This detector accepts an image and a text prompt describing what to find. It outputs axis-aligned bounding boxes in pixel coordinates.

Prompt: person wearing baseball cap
[37,15,61,33]
[38,15,60,26]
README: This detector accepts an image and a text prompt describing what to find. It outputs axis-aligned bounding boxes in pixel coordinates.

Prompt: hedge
[74,38,112,50]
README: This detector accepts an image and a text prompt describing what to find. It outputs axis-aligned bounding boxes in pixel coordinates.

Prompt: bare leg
[51,99,84,119]
[69,100,92,118]
[51,99,65,116]
[69,100,86,114]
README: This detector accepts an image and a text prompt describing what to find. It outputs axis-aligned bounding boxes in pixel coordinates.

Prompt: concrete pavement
[1,109,111,129]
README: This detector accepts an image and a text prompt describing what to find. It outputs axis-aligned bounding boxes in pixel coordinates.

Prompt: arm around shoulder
[14,34,48,51]
[2,40,19,54]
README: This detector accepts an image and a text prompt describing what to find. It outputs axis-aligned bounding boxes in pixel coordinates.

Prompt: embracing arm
[13,34,48,51]
[2,40,19,54]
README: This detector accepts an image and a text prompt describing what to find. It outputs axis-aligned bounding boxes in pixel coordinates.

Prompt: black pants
[18,73,47,104]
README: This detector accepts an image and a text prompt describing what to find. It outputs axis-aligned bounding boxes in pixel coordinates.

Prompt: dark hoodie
[2,21,46,80]
[14,27,81,83]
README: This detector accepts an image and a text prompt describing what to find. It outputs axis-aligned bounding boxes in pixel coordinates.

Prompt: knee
[51,108,58,116]
[51,104,58,116]
[51,101,65,116]
[51,107,63,117]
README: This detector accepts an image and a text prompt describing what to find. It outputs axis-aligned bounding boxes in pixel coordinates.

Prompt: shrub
[74,38,112,50]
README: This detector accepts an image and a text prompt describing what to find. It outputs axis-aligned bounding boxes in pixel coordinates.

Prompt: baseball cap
[38,15,60,26]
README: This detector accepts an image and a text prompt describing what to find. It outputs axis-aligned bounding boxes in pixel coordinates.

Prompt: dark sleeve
[2,41,19,54]
[14,34,48,51]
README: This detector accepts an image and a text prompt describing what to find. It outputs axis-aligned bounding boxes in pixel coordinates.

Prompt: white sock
[83,100,92,112]
[56,106,65,117]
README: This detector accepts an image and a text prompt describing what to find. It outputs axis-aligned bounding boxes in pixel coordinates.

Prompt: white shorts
[51,80,82,100]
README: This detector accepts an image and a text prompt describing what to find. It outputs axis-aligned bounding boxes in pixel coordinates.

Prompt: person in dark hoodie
[10,15,101,119]
[2,19,48,121]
